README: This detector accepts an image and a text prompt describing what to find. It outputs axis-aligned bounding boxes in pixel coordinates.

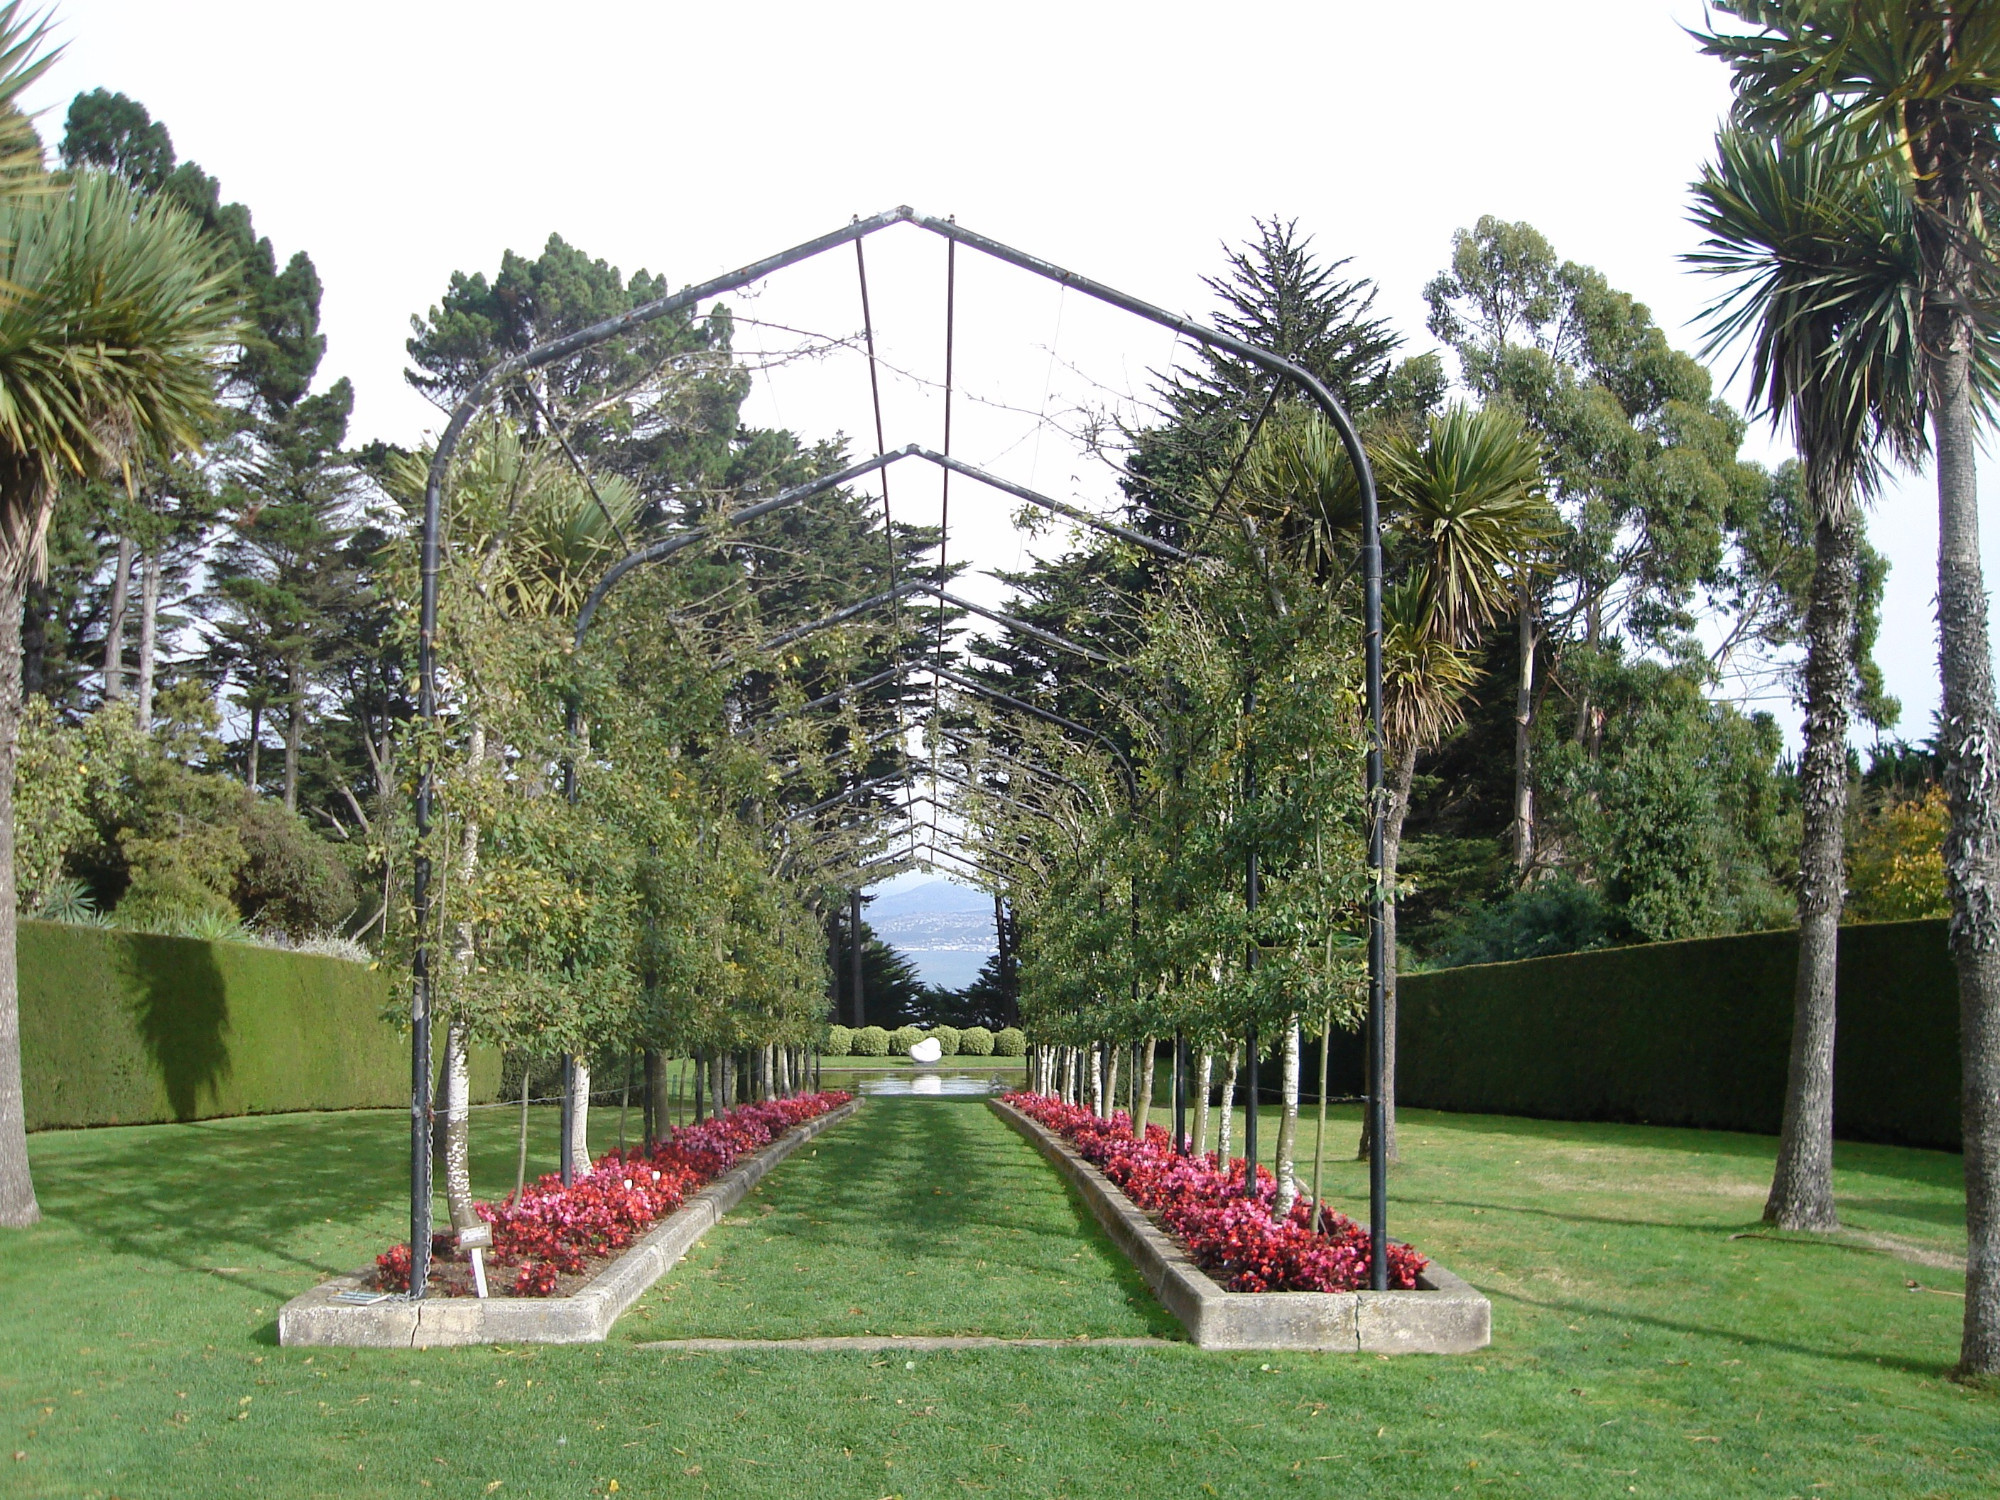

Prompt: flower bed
[1004,1092,1427,1292]
[374,1091,853,1297]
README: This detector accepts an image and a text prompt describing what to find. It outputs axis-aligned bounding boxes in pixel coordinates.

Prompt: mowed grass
[617,1096,1175,1341]
[0,1098,1992,1499]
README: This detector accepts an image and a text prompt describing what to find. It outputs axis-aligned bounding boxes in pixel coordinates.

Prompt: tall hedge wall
[18,920,499,1130]
[1396,918,1959,1150]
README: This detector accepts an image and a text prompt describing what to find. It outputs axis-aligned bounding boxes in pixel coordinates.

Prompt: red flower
[374,1091,852,1297]
[1003,1092,1427,1293]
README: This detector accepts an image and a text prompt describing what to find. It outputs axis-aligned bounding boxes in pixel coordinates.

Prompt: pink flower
[1003,1092,1427,1293]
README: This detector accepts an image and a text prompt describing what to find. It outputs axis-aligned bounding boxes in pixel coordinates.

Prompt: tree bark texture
[1102,1042,1118,1121]
[283,657,302,812]
[101,536,131,701]
[440,1018,480,1240]
[0,570,40,1225]
[1194,1051,1213,1159]
[1361,740,1417,1166]
[1275,1017,1300,1215]
[1217,1045,1240,1166]
[1931,323,2000,1375]
[1135,1038,1156,1139]
[135,548,158,728]
[567,1057,591,1171]
[1766,513,1858,1232]
[1511,591,1538,874]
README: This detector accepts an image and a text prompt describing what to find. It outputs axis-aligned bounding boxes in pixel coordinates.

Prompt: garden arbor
[410,207,1388,1298]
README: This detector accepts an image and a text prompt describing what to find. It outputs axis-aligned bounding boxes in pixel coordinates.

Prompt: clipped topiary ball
[958,1025,994,1056]
[930,1025,961,1057]
[852,1025,891,1057]
[889,1024,924,1056]
[993,1027,1027,1057]
[824,1024,853,1057]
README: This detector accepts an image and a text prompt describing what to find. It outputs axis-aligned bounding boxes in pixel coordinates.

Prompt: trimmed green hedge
[1397,918,1960,1150]
[19,920,499,1130]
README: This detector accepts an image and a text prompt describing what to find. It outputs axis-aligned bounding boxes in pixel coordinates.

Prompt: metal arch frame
[570,445,1187,650]
[413,207,1386,1299]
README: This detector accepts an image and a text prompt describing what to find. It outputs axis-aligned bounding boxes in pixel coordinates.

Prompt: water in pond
[851,1070,1016,1097]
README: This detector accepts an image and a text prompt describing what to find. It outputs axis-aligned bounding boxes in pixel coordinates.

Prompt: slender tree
[1689,124,1933,1231]
[1699,0,2000,1376]
[0,97,238,1228]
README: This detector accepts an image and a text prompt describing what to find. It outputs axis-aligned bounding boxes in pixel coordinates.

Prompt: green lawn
[618,1095,1174,1341]
[0,1097,1993,1498]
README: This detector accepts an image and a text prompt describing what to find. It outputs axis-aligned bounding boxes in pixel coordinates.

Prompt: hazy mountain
[866,878,995,988]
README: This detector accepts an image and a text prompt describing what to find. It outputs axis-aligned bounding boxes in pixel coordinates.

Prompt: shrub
[929,1025,960,1057]
[233,799,357,937]
[851,1025,890,1057]
[889,1024,924,1055]
[958,1025,994,1056]
[823,1024,853,1057]
[993,1026,1026,1057]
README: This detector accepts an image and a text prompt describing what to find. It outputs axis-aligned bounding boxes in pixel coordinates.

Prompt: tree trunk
[1275,1016,1301,1216]
[1766,512,1858,1232]
[101,536,131,702]
[567,1057,591,1171]
[1103,1042,1119,1120]
[246,704,261,792]
[1360,740,1416,1165]
[283,655,303,813]
[20,577,46,699]
[1511,589,1537,875]
[1135,1038,1156,1139]
[0,569,41,1226]
[1089,1043,1105,1117]
[1929,318,2000,1376]
[1217,1044,1240,1167]
[1194,1051,1213,1159]
[439,1018,481,1243]
[135,547,159,729]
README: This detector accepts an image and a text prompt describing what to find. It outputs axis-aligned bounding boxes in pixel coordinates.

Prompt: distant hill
[866,878,995,988]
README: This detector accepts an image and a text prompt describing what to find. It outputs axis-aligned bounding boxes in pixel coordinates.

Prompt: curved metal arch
[570,445,1187,649]
[411,207,1386,1299]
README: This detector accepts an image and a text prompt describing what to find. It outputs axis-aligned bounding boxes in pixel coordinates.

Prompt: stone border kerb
[990,1097,1490,1353]
[278,1096,861,1348]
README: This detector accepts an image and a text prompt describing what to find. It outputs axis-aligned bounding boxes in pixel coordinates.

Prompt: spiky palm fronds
[0,171,236,581]
[1374,403,1554,641]
[1689,125,1936,519]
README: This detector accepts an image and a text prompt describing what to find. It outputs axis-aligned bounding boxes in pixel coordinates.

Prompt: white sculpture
[909,1036,943,1064]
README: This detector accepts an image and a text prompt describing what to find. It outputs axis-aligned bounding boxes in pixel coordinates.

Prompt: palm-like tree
[1234,403,1551,1162]
[1367,405,1552,1162]
[1699,0,2000,1375]
[0,56,237,1223]
[1689,124,1932,1234]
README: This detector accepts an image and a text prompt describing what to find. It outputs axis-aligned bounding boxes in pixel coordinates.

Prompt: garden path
[615,1095,1182,1342]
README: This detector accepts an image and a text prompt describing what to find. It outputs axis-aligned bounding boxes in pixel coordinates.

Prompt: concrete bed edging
[989,1097,1490,1353]
[277,1096,862,1348]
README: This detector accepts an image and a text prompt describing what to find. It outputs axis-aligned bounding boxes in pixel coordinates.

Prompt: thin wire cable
[524,381,635,554]
[930,232,958,847]
[1189,375,1286,556]
[854,232,905,760]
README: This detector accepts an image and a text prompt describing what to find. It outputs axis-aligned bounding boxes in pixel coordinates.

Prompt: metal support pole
[1245,1025,1260,1197]
[558,1054,575,1186]
[849,889,865,1029]
[1173,1033,1186,1153]
[1243,671,1261,1200]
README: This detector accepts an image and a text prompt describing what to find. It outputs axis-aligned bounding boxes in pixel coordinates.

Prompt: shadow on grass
[1486,1284,1962,1382]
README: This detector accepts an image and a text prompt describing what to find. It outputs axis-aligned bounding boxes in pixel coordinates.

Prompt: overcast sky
[27,0,1995,769]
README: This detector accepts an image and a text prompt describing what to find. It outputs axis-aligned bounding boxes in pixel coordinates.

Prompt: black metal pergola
[409,207,1387,1298]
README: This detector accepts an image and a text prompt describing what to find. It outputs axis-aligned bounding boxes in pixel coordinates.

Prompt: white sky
[28,0,1993,781]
